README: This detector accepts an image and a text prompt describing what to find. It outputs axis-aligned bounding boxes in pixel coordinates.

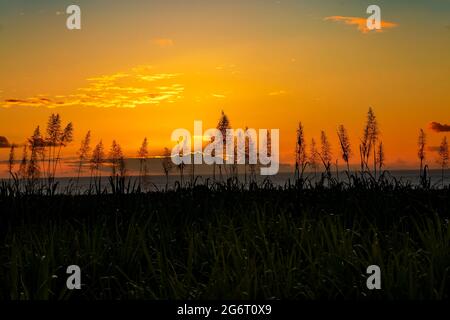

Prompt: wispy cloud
[429,122,450,132]
[215,64,239,75]
[4,97,57,107]
[2,65,184,108]
[269,90,287,96]
[152,38,174,47]
[211,93,226,99]
[324,16,398,33]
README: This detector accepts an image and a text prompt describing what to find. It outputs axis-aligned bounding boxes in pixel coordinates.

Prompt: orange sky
[0,0,449,175]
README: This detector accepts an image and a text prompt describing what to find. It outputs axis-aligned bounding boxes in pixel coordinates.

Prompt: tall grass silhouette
[0,108,449,300]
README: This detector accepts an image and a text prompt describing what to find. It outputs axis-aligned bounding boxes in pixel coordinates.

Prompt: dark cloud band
[430,122,450,132]
[0,136,10,148]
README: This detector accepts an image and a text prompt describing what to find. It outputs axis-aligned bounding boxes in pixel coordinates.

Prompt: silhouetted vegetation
[337,124,351,179]
[295,122,307,182]
[77,131,91,185]
[438,136,449,187]
[0,108,449,300]
[161,147,173,190]
[0,175,449,300]
[137,137,149,186]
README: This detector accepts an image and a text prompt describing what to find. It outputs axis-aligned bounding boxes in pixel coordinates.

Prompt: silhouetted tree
[119,155,127,178]
[53,122,73,179]
[337,124,351,174]
[109,140,125,177]
[161,147,173,190]
[211,135,217,181]
[28,147,40,183]
[368,108,379,176]
[295,122,308,181]
[418,129,426,177]
[177,138,186,185]
[45,114,73,183]
[309,138,319,178]
[45,114,62,178]
[244,126,249,184]
[90,141,105,183]
[191,154,195,184]
[320,131,332,178]
[138,137,149,184]
[438,136,449,186]
[377,142,385,173]
[8,144,16,178]
[360,107,378,175]
[217,110,230,180]
[231,141,238,180]
[191,144,197,185]
[247,127,257,184]
[19,145,28,180]
[77,131,91,184]
[28,126,45,183]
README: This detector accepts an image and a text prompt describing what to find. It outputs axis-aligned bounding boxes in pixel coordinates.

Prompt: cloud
[152,38,174,47]
[0,136,10,148]
[269,90,287,96]
[429,122,450,132]
[324,16,398,33]
[3,97,56,107]
[137,73,180,82]
[211,94,226,99]
[1,65,184,108]
[215,64,239,76]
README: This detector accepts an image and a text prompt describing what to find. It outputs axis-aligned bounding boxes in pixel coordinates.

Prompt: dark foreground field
[0,178,449,300]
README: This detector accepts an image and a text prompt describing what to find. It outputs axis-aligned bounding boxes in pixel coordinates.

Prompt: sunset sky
[0,0,449,175]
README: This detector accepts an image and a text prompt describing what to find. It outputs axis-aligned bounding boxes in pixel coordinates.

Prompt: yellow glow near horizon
[0,1,449,175]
